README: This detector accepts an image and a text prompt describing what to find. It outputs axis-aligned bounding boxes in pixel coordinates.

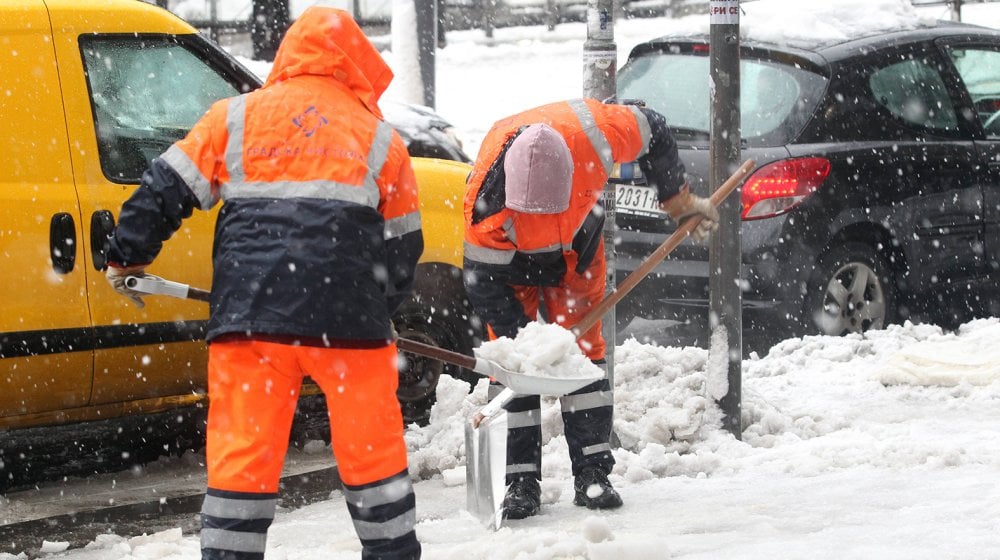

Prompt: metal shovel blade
[465,402,507,530]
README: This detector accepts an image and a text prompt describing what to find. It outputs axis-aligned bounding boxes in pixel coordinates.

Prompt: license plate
[615,184,663,218]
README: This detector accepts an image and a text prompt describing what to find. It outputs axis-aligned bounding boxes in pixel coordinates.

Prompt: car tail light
[740,157,831,220]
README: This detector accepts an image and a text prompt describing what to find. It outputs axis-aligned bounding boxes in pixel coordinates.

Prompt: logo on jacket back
[292,106,329,137]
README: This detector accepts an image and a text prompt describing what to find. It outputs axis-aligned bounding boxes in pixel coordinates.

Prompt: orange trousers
[205,339,408,491]
[509,246,606,360]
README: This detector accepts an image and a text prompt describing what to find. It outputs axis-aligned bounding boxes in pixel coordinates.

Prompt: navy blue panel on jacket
[107,159,422,343]
[208,196,413,341]
[637,106,687,202]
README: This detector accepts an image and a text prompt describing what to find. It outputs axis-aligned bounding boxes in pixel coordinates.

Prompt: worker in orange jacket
[463,99,718,519]
[104,8,422,559]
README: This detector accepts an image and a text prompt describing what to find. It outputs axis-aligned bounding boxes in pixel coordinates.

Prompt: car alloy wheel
[808,242,895,337]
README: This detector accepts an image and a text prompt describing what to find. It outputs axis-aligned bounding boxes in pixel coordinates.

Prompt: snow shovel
[461,157,757,529]
[124,275,598,398]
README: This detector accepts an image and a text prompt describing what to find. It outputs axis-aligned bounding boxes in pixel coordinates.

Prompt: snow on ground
[15,319,1000,559]
[5,2,1000,559]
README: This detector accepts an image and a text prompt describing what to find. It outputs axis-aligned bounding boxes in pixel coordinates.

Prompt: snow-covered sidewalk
[7,319,1000,559]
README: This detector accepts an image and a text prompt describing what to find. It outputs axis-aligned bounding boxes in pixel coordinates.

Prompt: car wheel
[393,265,481,425]
[805,242,895,336]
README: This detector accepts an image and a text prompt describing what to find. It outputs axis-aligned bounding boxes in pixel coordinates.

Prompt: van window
[81,37,240,183]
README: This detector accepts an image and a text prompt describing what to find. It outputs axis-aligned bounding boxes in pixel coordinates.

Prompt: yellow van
[0,0,473,489]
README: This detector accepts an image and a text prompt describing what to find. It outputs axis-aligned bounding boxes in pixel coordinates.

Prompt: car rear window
[617,51,828,146]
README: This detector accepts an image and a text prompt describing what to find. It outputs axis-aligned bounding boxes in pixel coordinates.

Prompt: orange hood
[264,7,393,119]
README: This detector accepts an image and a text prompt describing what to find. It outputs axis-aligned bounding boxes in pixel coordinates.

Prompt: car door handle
[49,212,76,274]
[89,210,116,271]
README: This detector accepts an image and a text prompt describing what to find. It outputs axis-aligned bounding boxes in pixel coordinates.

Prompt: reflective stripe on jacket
[462,99,684,337]
[108,9,422,343]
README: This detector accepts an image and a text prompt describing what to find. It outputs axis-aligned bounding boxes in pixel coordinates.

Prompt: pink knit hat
[503,124,573,214]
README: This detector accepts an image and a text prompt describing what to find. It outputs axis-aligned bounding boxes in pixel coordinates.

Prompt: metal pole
[951,0,963,21]
[482,0,495,39]
[251,0,288,61]
[415,0,438,108]
[546,0,558,31]
[582,0,617,408]
[209,0,218,43]
[708,0,742,439]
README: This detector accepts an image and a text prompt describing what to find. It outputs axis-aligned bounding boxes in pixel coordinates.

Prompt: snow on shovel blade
[395,337,603,397]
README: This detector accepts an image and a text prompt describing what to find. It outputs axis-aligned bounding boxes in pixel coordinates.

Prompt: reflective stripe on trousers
[344,469,421,560]
[201,488,275,560]
[489,371,614,482]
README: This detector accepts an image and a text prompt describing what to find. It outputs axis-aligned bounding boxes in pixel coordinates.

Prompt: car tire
[393,264,482,425]
[804,242,896,336]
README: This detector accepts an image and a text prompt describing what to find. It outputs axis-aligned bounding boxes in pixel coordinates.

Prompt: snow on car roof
[650,0,937,50]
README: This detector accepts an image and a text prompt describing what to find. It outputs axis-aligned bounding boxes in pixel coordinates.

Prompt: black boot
[501,477,541,520]
[573,466,623,509]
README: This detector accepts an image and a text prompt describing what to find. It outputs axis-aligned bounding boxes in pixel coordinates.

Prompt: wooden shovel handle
[187,287,211,302]
[571,158,756,338]
[396,337,477,370]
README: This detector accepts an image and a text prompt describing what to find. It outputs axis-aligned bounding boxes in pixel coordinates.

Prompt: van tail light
[740,157,831,220]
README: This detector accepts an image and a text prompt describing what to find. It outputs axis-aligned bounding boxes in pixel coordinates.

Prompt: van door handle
[89,210,116,271]
[49,212,76,274]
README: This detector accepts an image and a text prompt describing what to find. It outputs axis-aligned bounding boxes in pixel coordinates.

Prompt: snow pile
[405,374,486,479]
[878,319,1000,387]
[474,322,604,380]
[406,335,722,482]
[407,319,1000,486]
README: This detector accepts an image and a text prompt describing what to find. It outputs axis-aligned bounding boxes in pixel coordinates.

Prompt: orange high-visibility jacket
[462,99,685,337]
[108,9,422,343]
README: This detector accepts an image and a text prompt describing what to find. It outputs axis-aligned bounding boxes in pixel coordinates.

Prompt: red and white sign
[709,0,740,25]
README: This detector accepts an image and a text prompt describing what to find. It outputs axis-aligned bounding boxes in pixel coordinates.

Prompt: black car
[382,100,472,163]
[612,20,1000,351]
